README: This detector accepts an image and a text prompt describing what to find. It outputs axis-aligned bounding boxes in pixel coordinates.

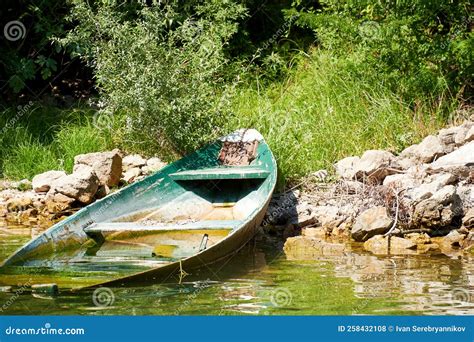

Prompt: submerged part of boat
[0,129,277,288]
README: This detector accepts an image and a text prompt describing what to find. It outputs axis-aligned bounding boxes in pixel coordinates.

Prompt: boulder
[51,165,99,204]
[401,135,446,163]
[74,149,122,187]
[406,173,457,201]
[45,193,75,213]
[302,227,327,239]
[351,206,393,242]
[383,173,417,188]
[142,157,166,174]
[363,235,417,255]
[454,121,474,145]
[437,230,465,250]
[335,156,360,179]
[412,185,462,230]
[430,141,474,168]
[463,126,474,144]
[122,154,147,172]
[32,171,67,193]
[284,236,348,259]
[6,197,33,212]
[122,167,142,183]
[462,208,474,229]
[438,126,462,152]
[354,150,398,182]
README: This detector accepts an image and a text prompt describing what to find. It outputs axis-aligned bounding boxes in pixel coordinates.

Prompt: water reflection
[0,223,472,315]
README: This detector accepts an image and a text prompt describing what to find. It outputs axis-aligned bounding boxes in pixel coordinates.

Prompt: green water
[0,224,473,315]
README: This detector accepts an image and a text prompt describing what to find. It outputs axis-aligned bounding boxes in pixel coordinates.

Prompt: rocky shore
[265,118,473,257]
[1,118,473,259]
[0,151,166,227]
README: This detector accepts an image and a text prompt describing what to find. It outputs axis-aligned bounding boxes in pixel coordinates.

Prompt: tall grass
[0,105,114,179]
[55,124,113,173]
[230,50,451,184]
[3,141,59,180]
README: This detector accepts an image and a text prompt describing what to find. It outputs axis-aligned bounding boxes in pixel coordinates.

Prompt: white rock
[401,135,446,163]
[335,156,360,179]
[122,154,147,171]
[383,173,417,188]
[407,173,456,201]
[74,149,122,187]
[430,141,474,168]
[51,165,99,204]
[122,167,142,183]
[32,171,67,193]
[454,121,473,145]
[142,157,166,174]
[351,206,393,242]
[463,125,474,144]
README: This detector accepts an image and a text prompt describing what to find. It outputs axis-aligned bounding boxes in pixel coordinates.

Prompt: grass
[0,50,459,183]
[0,105,114,179]
[229,50,452,184]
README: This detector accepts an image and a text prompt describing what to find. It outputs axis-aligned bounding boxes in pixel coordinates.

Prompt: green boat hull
[1,130,277,288]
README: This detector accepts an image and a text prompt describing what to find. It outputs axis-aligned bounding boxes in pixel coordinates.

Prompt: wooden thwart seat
[169,166,270,181]
[84,220,240,235]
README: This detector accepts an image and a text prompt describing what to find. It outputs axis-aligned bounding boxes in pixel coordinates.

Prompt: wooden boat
[0,129,276,288]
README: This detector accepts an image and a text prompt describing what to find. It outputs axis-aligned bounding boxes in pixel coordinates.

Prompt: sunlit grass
[229,50,450,185]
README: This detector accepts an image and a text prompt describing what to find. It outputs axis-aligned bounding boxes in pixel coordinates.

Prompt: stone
[462,208,474,229]
[351,206,393,242]
[32,170,67,193]
[51,165,99,204]
[383,173,417,188]
[6,197,32,212]
[302,227,327,239]
[463,126,474,144]
[142,157,166,174]
[364,235,417,255]
[401,135,446,163]
[284,236,348,259]
[430,141,474,168]
[74,149,122,187]
[45,192,75,213]
[122,154,147,171]
[122,167,142,183]
[412,185,462,230]
[312,206,341,227]
[407,173,457,201]
[354,150,398,182]
[405,232,431,245]
[438,126,462,152]
[335,156,360,179]
[437,230,465,250]
[396,158,417,170]
[454,122,473,145]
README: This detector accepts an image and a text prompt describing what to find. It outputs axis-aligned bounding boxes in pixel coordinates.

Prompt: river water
[0,223,473,315]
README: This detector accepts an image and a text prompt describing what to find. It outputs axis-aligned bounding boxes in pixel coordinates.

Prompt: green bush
[286,0,473,104]
[60,0,246,155]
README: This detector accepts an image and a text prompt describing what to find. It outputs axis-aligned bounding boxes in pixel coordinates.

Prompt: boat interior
[23,176,267,274]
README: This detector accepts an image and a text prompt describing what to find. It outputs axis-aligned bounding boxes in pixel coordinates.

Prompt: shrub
[286,0,473,104]
[60,0,246,155]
